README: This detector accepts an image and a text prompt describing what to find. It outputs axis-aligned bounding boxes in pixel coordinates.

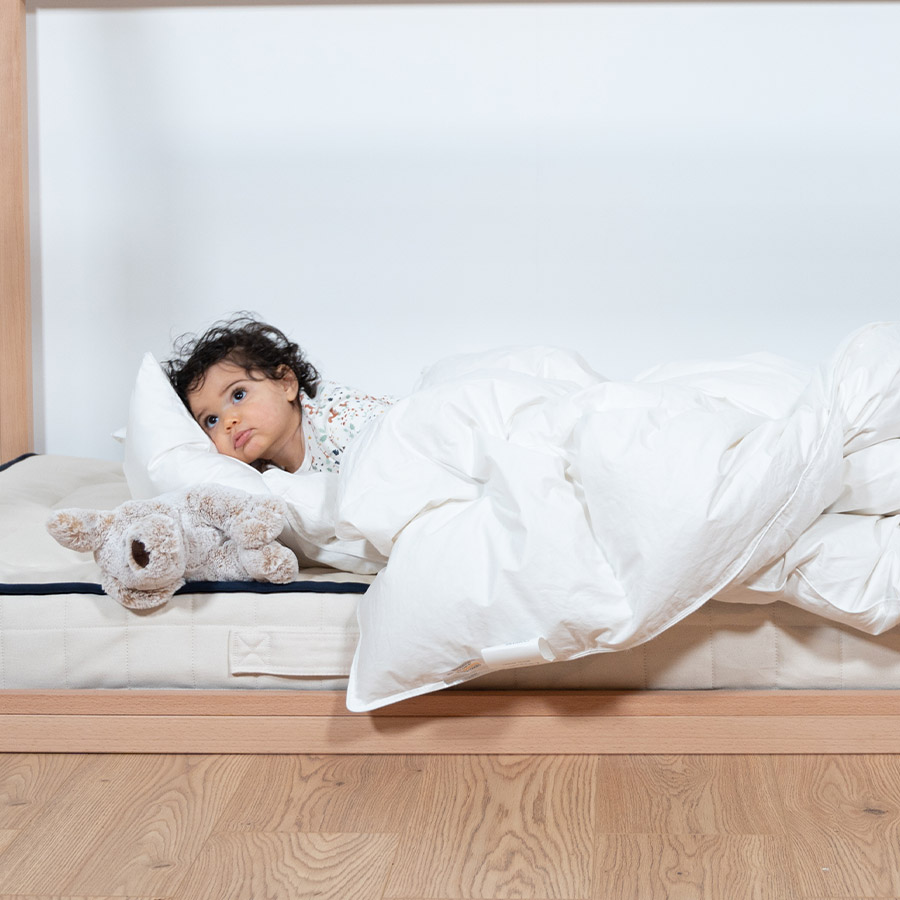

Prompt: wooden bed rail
[3,689,900,754]
[0,0,32,463]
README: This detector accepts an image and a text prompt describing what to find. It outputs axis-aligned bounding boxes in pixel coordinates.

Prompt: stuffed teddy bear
[47,484,300,610]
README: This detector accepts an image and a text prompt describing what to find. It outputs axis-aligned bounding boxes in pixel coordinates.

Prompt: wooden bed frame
[3,0,900,754]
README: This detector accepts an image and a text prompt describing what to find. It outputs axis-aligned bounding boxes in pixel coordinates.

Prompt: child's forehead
[188,360,257,397]
[207,359,254,379]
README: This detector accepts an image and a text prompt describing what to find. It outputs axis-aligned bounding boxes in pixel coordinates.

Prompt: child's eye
[232,388,246,402]
[204,415,219,429]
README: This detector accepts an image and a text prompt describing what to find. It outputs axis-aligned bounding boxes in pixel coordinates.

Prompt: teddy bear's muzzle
[124,515,185,586]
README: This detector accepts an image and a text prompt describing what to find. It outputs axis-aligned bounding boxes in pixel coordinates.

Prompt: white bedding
[120,321,900,709]
[338,323,900,708]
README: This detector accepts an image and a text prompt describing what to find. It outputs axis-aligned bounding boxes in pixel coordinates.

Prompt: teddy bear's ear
[47,508,114,553]
[102,573,183,611]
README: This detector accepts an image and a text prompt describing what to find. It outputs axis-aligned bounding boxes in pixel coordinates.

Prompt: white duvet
[124,323,900,710]
[336,323,900,709]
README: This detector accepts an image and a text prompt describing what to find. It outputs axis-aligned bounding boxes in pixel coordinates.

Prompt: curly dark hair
[164,313,320,408]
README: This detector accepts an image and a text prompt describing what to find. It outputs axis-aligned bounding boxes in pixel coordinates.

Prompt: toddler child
[165,314,394,474]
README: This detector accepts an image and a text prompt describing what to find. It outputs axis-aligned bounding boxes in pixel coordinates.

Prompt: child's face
[187,361,305,471]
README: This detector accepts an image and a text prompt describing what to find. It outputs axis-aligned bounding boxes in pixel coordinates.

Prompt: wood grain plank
[0,830,19,853]
[594,834,793,900]
[595,755,786,835]
[773,755,900,898]
[0,756,113,895]
[0,755,251,897]
[385,755,596,899]
[0,755,93,830]
[176,831,398,900]
[216,754,426,833]
[66,755,252,897]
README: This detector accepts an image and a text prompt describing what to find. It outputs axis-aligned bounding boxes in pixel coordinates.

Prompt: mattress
[0,454,365,690]
[4,453,900,692]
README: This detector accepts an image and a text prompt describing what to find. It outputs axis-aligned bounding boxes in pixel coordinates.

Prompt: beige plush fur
[47,484,300,610]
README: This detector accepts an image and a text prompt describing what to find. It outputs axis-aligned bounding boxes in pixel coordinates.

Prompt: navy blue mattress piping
[0,579,369,597]
[0,452,38,472]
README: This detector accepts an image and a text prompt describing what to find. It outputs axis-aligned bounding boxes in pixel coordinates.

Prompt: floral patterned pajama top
[296,380,395,473]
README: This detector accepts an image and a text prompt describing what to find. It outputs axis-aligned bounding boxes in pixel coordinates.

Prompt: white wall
[29,3,900,459]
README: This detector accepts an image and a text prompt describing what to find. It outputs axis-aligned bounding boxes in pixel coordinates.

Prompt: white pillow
[122,352,385,574]
[122,353,264,498]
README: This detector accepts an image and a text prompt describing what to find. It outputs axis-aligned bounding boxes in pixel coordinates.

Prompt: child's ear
[278,366,299,402]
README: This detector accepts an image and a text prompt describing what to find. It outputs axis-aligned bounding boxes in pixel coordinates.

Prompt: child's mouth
[234,429,254,450]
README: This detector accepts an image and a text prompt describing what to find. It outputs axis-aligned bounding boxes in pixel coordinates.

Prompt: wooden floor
[1,753,899,899]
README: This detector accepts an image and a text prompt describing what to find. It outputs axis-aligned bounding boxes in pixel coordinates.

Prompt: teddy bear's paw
[232,498,287,549]
[47,508,115,553]
[242,544,299,584]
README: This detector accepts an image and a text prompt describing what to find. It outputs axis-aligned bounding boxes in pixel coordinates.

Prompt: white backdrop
[28,3,900,459]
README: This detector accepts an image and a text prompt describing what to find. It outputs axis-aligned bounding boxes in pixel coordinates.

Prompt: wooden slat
[4,689,900,756]
[3,688,900,717]
[0,0,33,462]
[4,710,900,754]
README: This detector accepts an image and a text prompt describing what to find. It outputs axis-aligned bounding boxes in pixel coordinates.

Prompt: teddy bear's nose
[131,539,151,569]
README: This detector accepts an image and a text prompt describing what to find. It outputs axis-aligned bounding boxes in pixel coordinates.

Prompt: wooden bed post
[0,0,33,461]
